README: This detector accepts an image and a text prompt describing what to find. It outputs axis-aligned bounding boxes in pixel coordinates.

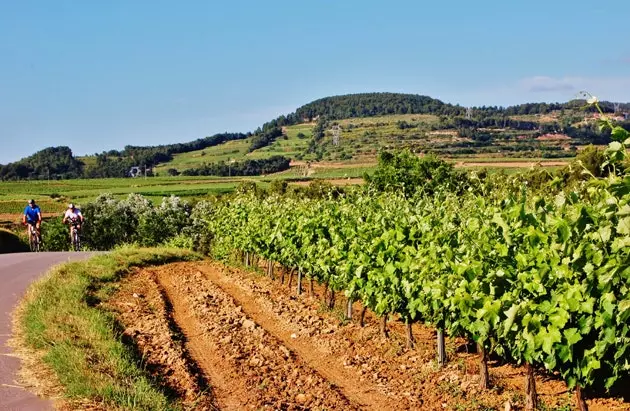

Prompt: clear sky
[1,0,629,163]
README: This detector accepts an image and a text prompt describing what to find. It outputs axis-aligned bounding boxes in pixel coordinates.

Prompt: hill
[154,93,629,173]
[3,92,630,180]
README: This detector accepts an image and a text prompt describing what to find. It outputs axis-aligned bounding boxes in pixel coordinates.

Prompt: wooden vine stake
[575,385,588,411]
[359,306,368,327]
[478,343,489,389]
[345,298,353,320]
[380,314,389,338]
[309,278,314,297]
[296,268,302,295]
[245,251,249,266]
[287,268,295,289]
[437,329,447,367]
[405,320,415,349]
[524,362,537,411]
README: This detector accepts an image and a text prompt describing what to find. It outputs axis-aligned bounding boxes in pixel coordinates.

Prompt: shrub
[0,228,28,253]
[137,196,191,246]
[188,200,215,255]
[82,194,138,250]
[270,180,289,195]
[42,217,71,251]
[365,149,465,197]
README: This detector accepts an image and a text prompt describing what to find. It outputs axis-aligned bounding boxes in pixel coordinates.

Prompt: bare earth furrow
[151,266,357,410]
[193,263,404,411]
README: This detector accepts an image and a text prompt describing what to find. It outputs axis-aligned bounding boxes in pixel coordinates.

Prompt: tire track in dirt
[109,270,218,410]
[153,266,357,410]
[193,264,400,411]
[152,269,259,411]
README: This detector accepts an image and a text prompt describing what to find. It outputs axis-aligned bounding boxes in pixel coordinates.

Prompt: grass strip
[13,246,202,410]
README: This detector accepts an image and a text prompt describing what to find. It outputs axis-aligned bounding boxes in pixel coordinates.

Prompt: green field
[153,139,252,174]
[153,124,314,174]
[0,176,247,217]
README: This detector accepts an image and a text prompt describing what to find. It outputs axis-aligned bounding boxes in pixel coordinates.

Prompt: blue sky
[1,0,629,163]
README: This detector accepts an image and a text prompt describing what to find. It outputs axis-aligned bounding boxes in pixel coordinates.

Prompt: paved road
[0,252,97,411]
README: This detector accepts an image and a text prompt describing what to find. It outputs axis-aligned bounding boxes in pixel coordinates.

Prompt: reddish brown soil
[107,270,217,410]
[112,261,630,411]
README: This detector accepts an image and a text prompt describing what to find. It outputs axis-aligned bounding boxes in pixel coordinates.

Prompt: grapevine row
[202,180,629,409]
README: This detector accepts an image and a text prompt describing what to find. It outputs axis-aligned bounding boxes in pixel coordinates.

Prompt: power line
[332,125,341,146]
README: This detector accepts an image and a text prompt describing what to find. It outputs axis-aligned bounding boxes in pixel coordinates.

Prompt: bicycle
[26,221,41,252]
[68,218,82,251]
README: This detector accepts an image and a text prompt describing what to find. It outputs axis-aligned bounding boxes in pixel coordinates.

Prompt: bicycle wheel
[29,233,36,252]
[73,230,81,251]
[29,226,39,252]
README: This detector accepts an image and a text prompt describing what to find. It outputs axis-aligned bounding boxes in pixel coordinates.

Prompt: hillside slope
[4,93,630,179]
[154,106,629,173]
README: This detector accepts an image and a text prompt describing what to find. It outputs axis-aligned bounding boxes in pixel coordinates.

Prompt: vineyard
[199,114,630,410]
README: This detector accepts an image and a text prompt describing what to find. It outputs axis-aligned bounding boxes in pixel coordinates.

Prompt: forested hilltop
[256,92,630,130]
[2,92,629,180]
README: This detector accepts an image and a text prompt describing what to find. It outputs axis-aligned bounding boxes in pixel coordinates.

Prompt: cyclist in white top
[62,203,84,239]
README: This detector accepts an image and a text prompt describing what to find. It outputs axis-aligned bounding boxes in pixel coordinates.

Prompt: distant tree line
[0,146,84,180]
[0,132,250,180]
[89,132,249,177]
[177,155,290,177]
[248,127,283,152]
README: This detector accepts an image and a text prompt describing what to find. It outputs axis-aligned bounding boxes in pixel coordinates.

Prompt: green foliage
[136,196,191,247]
[187,200,215,255]
[84,133,249,178]
[42,217,72,251]
[248,127,283,152]
[269,180,289,195]
[180,155,290,176]
[0,146,83,181]
[365,149,464,197]
[81,193,191,250]
[163,233,194,250]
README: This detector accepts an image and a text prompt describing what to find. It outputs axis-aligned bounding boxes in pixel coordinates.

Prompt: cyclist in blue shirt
[23,199,42,240]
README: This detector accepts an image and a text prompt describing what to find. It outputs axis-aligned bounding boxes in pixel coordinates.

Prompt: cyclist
[22,199,42,241]
[62,203,84,241]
